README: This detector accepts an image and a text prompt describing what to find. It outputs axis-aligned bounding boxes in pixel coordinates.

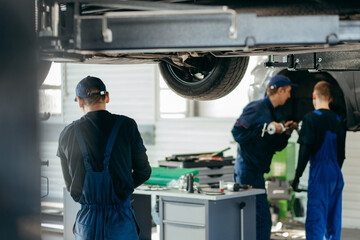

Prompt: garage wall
[342,132,360,228]
[62,63,156,124]
[40,63,360,229]
[40,140,64,201]
[146,118,239,164]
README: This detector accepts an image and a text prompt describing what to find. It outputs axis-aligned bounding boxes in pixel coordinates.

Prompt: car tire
[159,56,249,100]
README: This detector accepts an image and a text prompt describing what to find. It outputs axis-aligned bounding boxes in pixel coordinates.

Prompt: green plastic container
[145,167,199,186]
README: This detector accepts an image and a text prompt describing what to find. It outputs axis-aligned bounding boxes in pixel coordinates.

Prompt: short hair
[266,84,290,96]
[314,81,331,100]
[82,87,106,105]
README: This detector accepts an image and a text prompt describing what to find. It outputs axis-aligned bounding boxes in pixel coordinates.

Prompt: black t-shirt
[298,109,346,169]
[57,110,148,202]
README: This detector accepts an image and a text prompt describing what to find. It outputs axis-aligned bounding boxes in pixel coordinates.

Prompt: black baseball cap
[267,75,297,90]
[75,76,107,101]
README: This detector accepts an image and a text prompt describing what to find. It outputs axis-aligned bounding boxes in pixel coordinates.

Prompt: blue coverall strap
[313,110,323,116]
[74,120,93,172]
[103,115,125,168]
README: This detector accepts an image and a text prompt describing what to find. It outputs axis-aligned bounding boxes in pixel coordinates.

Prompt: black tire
[159,56,249,100]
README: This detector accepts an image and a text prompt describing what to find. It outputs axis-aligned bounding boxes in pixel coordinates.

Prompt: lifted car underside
[37,0,360,130]
[38,0,360,59]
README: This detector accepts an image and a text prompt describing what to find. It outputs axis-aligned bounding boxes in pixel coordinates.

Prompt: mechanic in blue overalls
[57,76,151,239]
[232,75,298,240]
[292,81,346,240]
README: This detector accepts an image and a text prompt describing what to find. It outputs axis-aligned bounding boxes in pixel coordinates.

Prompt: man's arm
[132,152,151,188]
[292,144,312,192]
[231,120,262,144]
[60,158,71,192]
[265,131,291,151]
[337,126,346,169]
[263,121,297,152]
[231,103,265,144]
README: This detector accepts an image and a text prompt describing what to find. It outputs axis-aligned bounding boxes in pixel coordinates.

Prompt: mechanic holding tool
[57,76,151,240]
[291,81,346,240]
[231,75,298,240]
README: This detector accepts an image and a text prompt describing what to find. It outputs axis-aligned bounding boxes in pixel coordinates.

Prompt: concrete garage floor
[271,229,360,239]
[342,228,360,240]
[41,227,360,240]
[130,227,360,240]
[269,221,360,240]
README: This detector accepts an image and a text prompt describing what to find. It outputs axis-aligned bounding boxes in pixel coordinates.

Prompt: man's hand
[284,121,298,135]
[269,121,284,134]
[291,178,300,192]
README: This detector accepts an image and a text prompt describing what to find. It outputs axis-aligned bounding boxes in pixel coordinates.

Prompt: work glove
[291,178,300,192]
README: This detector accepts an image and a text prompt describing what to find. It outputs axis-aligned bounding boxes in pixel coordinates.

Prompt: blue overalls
[306,130,344,240]
[232,97,289,240]
[74,117,139,240]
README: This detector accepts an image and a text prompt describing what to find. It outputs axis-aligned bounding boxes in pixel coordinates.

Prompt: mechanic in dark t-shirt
[292,81,346,240]
[57,76,151,239]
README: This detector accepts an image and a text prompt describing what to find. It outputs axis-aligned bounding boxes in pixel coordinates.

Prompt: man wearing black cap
[57,76,151,239]
[231,75,298,240]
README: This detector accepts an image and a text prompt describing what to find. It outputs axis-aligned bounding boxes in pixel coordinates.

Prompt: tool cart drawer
[163,201,205,225]
[163,222,205,240]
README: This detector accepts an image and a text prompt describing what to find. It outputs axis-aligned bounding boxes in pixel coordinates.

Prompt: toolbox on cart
[159,148,235,185]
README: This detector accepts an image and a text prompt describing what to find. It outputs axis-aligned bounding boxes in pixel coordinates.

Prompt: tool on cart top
[166,147,232,162]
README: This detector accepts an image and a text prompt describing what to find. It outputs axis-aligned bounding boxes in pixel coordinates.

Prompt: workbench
[64,187,264,240]
[132,188,264,240]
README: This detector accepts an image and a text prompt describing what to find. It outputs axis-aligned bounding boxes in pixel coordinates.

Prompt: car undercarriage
[37,0,360,129]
